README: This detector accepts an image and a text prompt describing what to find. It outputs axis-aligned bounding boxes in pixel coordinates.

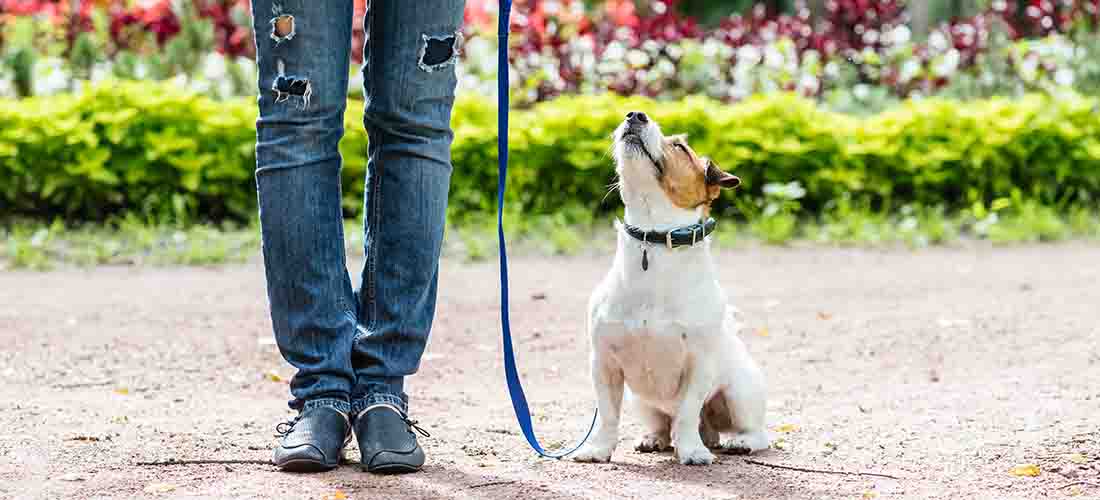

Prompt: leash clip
[666,231,674,250]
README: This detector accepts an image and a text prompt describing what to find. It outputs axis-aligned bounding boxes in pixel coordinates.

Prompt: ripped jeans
[250,0,466,416]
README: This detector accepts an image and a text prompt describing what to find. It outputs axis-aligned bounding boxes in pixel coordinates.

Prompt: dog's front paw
[634,433,671,453]
[571,445,613,463]
[677,446,716,466]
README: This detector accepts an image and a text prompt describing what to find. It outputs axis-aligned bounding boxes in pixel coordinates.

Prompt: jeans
[250,0,466,416]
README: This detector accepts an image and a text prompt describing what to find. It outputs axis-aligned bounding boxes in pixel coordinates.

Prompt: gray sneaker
[354,405,429,474]
[273,406,351,472]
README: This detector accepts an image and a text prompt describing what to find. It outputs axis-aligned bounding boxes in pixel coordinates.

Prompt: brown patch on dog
[657,135,740,216]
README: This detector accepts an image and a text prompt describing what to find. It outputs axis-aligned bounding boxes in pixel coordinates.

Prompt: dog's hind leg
[699,412,721,449]
[633,399,671,453]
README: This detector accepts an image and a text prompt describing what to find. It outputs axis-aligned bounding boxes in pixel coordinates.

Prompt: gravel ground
[2,244,1098,500]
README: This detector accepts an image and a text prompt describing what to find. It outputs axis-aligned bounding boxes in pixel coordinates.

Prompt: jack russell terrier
[572,111,769,465]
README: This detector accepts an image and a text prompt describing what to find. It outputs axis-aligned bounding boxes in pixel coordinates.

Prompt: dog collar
[622,218,717,271]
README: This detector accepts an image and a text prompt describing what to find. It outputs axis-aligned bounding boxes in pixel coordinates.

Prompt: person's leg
[351,0,466,417]
[252,0,356,415]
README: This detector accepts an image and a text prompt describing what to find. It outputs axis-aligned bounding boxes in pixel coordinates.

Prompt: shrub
[2,81,1099,224]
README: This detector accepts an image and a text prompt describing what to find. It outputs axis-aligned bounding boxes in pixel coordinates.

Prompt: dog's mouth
[618,130,664,177]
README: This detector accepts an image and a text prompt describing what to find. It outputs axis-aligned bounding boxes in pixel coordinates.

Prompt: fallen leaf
[774,423,799,433]
[1009,464,1041,477]
[113,388,129,395]
[1064,453,1088,464]
[772,439,789,450]
[817,312,833,320]
[143,483,178,493]
[862,491,878,499]
[1066,485,1083,497]
[755,327,770,337]
[321,491,348,500]
[58,473,86,482]
[263,371,284,383]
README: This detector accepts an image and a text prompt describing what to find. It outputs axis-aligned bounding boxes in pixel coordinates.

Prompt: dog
[571,111,769,465]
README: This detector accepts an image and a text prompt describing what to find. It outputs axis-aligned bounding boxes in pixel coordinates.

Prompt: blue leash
[496,0,597,458]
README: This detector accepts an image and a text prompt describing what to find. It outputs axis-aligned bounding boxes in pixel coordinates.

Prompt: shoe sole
[278,458,339,473]
[363,462,421,474]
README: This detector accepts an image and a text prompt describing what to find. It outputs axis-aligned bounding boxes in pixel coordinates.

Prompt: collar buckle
[666,231,674,249]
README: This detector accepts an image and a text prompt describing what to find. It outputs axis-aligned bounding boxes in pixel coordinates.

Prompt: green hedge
[2,81,1099,223]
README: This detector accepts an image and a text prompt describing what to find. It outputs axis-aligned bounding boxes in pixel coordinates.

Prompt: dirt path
[2,245,1098,500]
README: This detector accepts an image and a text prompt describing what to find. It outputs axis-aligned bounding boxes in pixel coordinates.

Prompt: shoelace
[404,417,431,438]
[274,416,299,437]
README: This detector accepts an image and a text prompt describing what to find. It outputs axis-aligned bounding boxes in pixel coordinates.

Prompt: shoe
[354,404,430,474]
[272,405,351,472]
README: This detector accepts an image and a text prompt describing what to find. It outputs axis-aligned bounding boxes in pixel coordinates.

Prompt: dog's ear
[705,159,740,189]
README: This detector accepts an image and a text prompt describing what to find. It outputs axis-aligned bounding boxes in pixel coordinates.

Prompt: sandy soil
[1,244,1098,500]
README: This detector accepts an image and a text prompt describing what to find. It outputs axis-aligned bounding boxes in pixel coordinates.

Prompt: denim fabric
[251,0,465,416]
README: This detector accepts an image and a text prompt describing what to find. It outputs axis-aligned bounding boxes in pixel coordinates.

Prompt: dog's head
[612,111,740,216]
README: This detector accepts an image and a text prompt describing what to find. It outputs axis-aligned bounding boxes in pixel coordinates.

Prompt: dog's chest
[598,323,690,405]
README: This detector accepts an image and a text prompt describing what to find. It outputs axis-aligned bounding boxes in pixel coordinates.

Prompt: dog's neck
[618,164,703,232]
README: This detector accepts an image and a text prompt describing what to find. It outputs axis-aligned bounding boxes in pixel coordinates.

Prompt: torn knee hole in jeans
[418,31,463,72]
[272,59,312,109]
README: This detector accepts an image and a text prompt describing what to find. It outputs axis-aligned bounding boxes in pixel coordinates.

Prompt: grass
[3,206,1099,270]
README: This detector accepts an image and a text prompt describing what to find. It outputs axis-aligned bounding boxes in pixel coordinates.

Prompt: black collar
[623,218,717,248]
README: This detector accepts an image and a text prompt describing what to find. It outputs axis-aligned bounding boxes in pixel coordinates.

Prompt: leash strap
[496,0,597,458]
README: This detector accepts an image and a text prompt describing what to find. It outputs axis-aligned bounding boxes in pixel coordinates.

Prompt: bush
[2,81,1099,224]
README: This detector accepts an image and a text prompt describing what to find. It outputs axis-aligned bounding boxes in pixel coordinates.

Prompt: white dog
[571,111,769,465]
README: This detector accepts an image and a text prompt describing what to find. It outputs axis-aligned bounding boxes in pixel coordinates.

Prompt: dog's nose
[626,111,648,125]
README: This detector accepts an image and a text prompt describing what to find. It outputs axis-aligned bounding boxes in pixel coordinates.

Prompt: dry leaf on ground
[1009,464,1041,477]
[1064,453,1088,464]
[143,483,178,493]
[263,371,284,383]
[774,423,799,433]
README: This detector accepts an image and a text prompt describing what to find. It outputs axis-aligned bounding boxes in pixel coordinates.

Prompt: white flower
[862,29,879,46]
[1018,56,1039,82]
[764,45,784,69]
[737,45,762,66]
[202,52,228,82]
[932,49,960,77]
[797,74,819,94]
[899,59,922,83]
[763,181,806,200]
[853,84,871,100]
[626,49,650,68]
[889,25,911,46]
[929,31,950,53]
[604,41,626,61]
[1054,67,1074,87]
[35,57,70,96]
